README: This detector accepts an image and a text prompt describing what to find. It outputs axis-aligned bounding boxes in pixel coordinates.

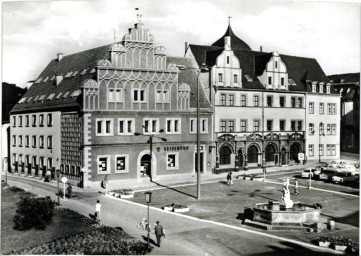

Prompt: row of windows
[218,74,239,83]
[308,102,337,115]
[219,94,303,108]
[12,114,53,127]
[219,120,303,132]
[96,118,209,136]
[107,88,171,103]
[308,144,337,156]
[308,123,337,135]
[311,83,331,94]
[12,135,52,148]
[12,154,53,169]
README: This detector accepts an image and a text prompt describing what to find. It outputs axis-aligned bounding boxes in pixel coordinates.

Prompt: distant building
[329,73,360,154]
[10,20,213,187]
[185,22,340,172]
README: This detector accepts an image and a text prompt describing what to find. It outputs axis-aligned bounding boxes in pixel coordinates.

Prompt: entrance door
[140,154,151,177]
[290,143,301,163]
[195,152,204,173]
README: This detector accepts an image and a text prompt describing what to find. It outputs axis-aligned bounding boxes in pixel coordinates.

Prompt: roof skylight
[71,90,81,97]
[63,91,70,98]
[47,93,55,100]
[80,68,88,75]
[288,79,296,86]
[56,92,63,99]
[244,75,253,82]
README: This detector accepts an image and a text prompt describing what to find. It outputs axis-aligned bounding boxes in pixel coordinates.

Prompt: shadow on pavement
[250,190,276,201]
[141,235,157,247]
[151,181,196,199]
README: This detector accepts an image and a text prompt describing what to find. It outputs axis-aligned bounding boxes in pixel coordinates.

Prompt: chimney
[57,53,63,61]
[185,42,189,55]
[56,75,63,85]
[260,46,263,52]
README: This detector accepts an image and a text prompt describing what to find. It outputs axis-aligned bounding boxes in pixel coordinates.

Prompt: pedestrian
[103,175,109,194]
[67,183,72,199]
[294,179,299,195]
[154,221,165,247]
[227,172,233,185]
[95,200,101,222]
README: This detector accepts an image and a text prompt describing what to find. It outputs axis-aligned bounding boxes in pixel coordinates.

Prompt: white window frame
[39,136,44,148]
[253,95,259,107]
[319,103,324,114]
[97,155,111,174]
[309,102,314,114]
[156,90,170,103]
[331,103,337,115]
[241,95,247,106]
[108,88,123,102]
[331,124,336,135]
[201,118,208,133]
[47,136,53,149]
[190,118,196,134]
[118,118,135,135]
[133,89,147,103]
[319,144,324,156]
[19,135,22,147]
[326,85,330,93]
[166,118,181,134]
[167,152,179,170]
[240,120,247,132]
[32,135,36,147]
[114,154,129,173]
[96,118,114,136]
[12,135,16,146]
[327,124,331,135]
[309,144,314,156]
[326,145,331,156]
[309,123,314,135]
[47,114,53,127]
[143,118,159,134]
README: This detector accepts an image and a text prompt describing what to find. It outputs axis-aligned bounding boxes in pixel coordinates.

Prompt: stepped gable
[11,44,112,113]
[212,24,252,51]
[167,56,212,110]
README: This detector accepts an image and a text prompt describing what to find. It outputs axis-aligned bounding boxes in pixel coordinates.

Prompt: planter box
[162,206,173,211]
[318,241,331,247]
[333,245,347,251]
[120,194,134,199]
[173,207,190,213]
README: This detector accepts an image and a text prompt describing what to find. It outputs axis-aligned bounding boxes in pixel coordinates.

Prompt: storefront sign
[161,146,189,152]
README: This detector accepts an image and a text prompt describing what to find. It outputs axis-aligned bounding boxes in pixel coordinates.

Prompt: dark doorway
[247,145,259,164]
[140,154,151,177]
[290,143,301,163]
[238,149,244,168]
[281,147,287,164]
[265,144,276,162]
[195,152,204,173]
[219,146,231,165]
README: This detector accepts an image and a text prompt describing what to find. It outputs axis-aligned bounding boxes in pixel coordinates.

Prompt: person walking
[154,221,165,247]
[294,179,299,195]
[95,200,101,223]
[67,183,72,199]
[227,172,233,186]
[102,175,109,194]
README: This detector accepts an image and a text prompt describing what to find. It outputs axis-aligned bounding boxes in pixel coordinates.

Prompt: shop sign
[158,146,190,152]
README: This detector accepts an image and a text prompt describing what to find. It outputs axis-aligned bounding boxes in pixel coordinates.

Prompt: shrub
[13,194,55,230]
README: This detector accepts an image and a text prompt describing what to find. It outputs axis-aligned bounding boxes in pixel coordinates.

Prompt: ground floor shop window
[115,155,129,173]
[167,153,179,170]
[97,156,110,174]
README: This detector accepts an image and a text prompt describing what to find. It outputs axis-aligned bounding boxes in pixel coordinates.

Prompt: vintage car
[332,171,359,184]
[301,168,321,178]
[319,169,338,181]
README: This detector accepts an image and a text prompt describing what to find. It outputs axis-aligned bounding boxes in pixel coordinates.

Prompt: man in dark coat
[154,221,165,247]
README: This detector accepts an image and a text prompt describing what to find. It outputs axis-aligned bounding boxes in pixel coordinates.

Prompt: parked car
[332,171,359,184]
[319,169,338,181]
[327,160,347,169]
[301,167,321,178]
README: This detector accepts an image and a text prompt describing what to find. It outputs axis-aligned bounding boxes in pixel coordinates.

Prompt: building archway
[247,144,259,164]
[265,143,277,163]
[137,150,157,179]
[290,143,302,163]
[219,145,232,165]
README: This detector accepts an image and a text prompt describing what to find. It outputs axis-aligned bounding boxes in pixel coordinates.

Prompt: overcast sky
[2,0,360,88]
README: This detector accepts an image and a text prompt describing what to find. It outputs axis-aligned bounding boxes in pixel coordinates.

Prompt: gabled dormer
[258,51,288,90]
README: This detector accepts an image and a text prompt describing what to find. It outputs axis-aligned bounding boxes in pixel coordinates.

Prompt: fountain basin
[253,202,321,225]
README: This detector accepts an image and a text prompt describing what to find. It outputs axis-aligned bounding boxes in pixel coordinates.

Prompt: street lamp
[144,191,152,249]
[134,129,167,182]
[319,122,325,163]
[177,63,209,200]
[61,176,68,200]
[56,169,61,204]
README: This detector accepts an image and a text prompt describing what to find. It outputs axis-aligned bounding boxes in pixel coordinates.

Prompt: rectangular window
[25,115,29,127]
[319,103,324,114]
[166,118,181,134]
[201,118,208,133]
[309,144,314,156]
[228,121,234,132]
[309,123,314,135]
[47,114,52,127]
[280,120,285,131]
[254,96,259,107]
[218,73,223,82]
[297,97,303,108]
[326,86,330,93]
[167,153,179,170]
[268,77,272,85]
[220,94,226,106]
[39,136,44,148]
[228,95,234,106]
[12,135,16,146]
[309,102,314,114]
[96,119,113,136]
[241,95,246,106]
[32,115,36,127]
[327,124,331,135]
[331,145,336,156]
[319,123,324,134]
[220,121,226,132]
[327,103,331,114]
[25,136,29,147]
[267,120,273,131]
[234,74,238,83]
[190,118,195,133]
[32,135,36,147]
[115,155,129,173]
[108,88,115,101]
[291,121,296,131]
[25,155,30,165]
[156,90,169,103]
[133,89,146,102]
[297,121,302,131]
[281,77,284,86]
[319,144,324,156]
[253,120,260,132]
[12,154,17,165]
[39,157,44,168]
[332,124,336,135]
[12,116,16,127]
[312,84,317,92]
[331,103,336,115]
[32,156,37,167]
[326,145,331,156]
[240,120,247,132]
[97,156,110,174]
[39,114,44,126]
[267,96,273,107]
[143,118,159,134]
[118,118,134,135]
[227,56,229,64]
[279,96,285,107]
[291,97,296,108]
[275,61,278,68]
[47,136,53,149]
[19,135,22,147]
[19,116,22,127]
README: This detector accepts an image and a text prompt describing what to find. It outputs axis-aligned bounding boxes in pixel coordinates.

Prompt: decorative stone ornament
[97,59,112,67]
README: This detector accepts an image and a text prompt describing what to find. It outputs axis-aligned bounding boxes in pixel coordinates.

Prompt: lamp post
[144,191,152,249]
[61,176,68,200]
[134,130,167,182]
[56,169,61,204]
[177,63,208,200]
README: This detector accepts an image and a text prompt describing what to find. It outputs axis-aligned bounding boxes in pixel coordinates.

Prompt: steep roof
[212,24,252,51]
[11,44,111,114]
[167,56,212,110]
[328,73,360,84]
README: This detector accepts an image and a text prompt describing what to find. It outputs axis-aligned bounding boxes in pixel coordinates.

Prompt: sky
[2,0,360,88]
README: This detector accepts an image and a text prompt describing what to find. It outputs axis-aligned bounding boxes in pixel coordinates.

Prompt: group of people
[139,218,165,247]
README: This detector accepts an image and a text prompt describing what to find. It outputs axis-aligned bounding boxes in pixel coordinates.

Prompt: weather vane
[135,8,142,23]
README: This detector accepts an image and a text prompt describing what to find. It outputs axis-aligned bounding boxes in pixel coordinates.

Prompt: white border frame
[114,154,129,173]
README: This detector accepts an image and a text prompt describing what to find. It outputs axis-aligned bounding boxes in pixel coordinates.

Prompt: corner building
[10,21,213,187]
[185,23,340,172]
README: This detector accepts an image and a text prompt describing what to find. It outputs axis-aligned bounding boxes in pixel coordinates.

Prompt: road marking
[104,195,342,255]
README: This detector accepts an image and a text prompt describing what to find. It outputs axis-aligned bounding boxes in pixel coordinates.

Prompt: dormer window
[244,75,253,82]
[80,69,87,75]
[218,73,223,82]
[56,92,62,99]
[326,85,330,94]
[319,84,324,93]
[312,84,316,92]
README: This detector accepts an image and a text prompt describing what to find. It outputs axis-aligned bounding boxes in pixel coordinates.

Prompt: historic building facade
[185,22,340,172]
[10,20,213,187]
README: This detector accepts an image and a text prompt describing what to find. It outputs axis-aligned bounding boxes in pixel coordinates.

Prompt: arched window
[247,145,259,163]
[265,144,276,162]
[219,146,231,165]
[290,143,301,162]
